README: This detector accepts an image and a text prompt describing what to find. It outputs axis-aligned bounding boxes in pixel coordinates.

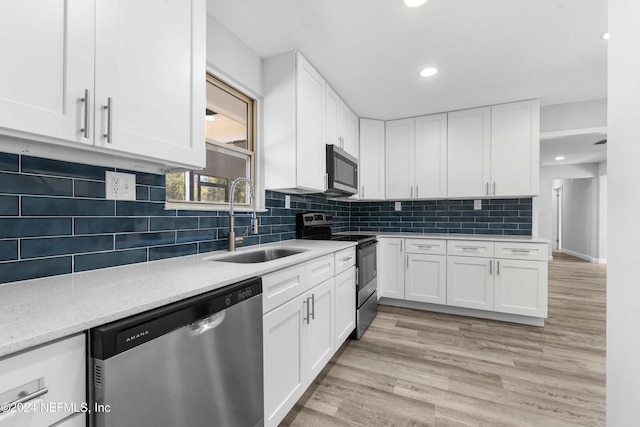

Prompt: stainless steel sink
[213,248,307,264]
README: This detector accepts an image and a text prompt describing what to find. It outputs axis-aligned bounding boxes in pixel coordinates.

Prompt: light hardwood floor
[281,252,606,426]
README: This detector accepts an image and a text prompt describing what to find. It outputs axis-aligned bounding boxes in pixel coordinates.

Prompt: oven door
[326,144,358,195]
[356,239,377,306]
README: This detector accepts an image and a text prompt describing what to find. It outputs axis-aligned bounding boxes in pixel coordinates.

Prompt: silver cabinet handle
[310,294,315,320]
[406,254,409,268]
[80,89,90,138]
[303,298,310,324]
[361,186,364,198]
[342,255,353,262]
[497,260,500,275]
[410,185,413,198]
[460,246,480,251]
[103,97,113,143]
[493,182,496,195]
[417,244,435,249]
[416,185,419,198]
[0,387,48,414]
[510,249,531,253]
[486,182,489,195]
[489,259,493,275]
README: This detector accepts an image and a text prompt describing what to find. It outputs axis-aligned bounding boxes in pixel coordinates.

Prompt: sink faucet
[228,177,258,251]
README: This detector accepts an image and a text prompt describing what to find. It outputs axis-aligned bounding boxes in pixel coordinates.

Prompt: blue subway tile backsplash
[0,151,532,285]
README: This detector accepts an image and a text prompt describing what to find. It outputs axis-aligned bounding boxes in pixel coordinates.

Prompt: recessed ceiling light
[602,31,610,40]
[555,156,565,161]
[419,67,438,77]
[404,0,428,7]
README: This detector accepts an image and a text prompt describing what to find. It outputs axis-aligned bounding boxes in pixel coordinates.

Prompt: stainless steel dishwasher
[89,277,263,427]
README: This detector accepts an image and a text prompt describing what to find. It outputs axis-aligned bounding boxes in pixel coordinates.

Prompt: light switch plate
[285,195,291,209]
[474,200,482,210]
[105,171,136,201]
[395,201,402,211]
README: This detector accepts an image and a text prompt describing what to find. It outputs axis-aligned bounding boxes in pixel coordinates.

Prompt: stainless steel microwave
[326,144,358,196]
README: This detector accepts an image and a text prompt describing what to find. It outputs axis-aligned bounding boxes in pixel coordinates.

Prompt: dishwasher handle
[188,311,226,336]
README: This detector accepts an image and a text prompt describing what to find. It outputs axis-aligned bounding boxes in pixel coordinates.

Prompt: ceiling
[205,0,608,121]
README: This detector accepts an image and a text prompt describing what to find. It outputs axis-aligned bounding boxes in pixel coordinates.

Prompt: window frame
[165,73,258,210]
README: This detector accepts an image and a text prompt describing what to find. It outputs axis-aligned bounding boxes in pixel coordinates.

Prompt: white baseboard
[560,248,599,263]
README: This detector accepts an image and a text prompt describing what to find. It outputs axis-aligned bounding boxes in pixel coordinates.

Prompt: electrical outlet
[474,200,482,210]
[395,201,402,211]
[285,195,291,209]
[105,171,136,200]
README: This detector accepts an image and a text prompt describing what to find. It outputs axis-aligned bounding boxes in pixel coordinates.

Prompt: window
[166,74,256,207]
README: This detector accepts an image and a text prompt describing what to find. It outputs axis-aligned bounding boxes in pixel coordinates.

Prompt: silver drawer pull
[103,97,113,143]
[342,256,353,262]
[510,249,532,253]
[0,387,48,414]
[459,246,481,251]
[417,245,435,249]
[80,89,90,138]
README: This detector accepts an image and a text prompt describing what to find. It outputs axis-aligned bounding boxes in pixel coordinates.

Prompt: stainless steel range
[296,212,377,338]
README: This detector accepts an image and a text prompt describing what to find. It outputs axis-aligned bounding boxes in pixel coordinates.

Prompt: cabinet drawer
[405,239,447,255]
[495,242,547,261]
[307,254,335,287]
[262,264,308,314]
[447,240,495,258]
[334,247,356,275]
[0,334,85,427]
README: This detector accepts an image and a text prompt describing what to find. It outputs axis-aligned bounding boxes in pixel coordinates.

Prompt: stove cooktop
[331,234,377,242]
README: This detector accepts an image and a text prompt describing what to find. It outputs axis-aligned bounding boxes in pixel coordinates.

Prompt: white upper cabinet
[0,0,206,170]
[386,113,447,200]
[94,0,205,168]
[0,0,95,145]
[448,100,540,198]
[385,118,414,199]
[414,113,448,198]
[325,84,358,159]
[447,107,492,198]
[359,119,386,199]
[265,51,326,192]
[491,100,540,197]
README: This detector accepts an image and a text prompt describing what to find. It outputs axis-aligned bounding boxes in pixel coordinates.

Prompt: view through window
[166,74,256,206]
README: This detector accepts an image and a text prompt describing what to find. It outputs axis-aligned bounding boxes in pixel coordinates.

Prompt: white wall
[607,1,640,424]
[205,14,264,97]
[557,178,598,260]
[538,163,601,258]
[540,98,607,133]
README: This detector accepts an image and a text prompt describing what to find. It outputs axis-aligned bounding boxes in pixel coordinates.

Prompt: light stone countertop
[0,240,355,358]
[338,231,550,244]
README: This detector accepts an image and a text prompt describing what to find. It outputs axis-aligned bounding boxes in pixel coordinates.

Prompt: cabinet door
[334,268,356,346]
[447,107,491,198]
[359,119,386,199]
[304,278,335,383]
[347,111,360,159]
[295,52,326,191]
[494,259,548,317]
[447,255,494,310]
[406,254,447,305]
[94,0,205,168]
[491,100,540,197]
[0,0,94,144]
[325,85,340,147]
[378,238,405,299]
[414,114,447,198]
[263,296,307,427]
[338,101,350,149]
[385,118,414,199]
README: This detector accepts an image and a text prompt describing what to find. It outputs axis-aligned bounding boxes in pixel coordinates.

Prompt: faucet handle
[242,227,249,238]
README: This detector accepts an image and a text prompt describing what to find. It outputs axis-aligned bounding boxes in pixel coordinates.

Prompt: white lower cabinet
[494,258,548,317]
[447,255,494,310]
[0,334,85,427]
[263,250,355,427]
[263,291,307,427]
[406,254,447,305]
[334,267,356,345]
[379,237,548,321]
[378,238,405,299]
